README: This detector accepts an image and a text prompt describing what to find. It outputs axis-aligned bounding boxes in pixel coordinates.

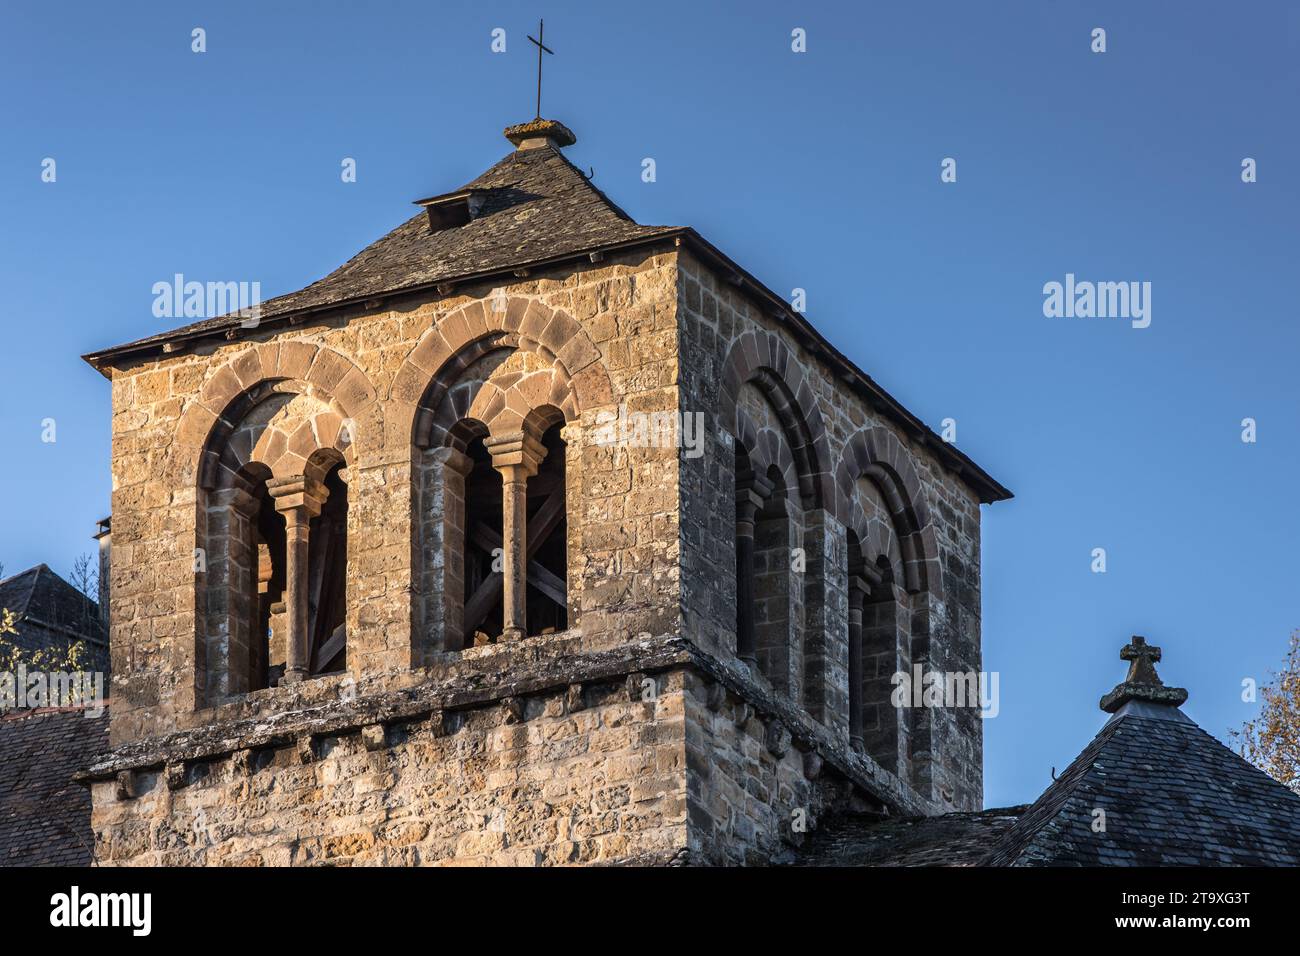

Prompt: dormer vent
[414,188,486,233]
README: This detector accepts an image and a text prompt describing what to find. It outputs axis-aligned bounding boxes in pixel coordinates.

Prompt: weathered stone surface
[87,154,998,865]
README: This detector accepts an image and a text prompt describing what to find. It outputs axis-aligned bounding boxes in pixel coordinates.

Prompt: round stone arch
[403,331,584,451]
[389,296,614,445]
[734,407,800,509]
[719,329,832,511]
[176,341,379,484]
[195,379,358,491]
[835,425,943,599]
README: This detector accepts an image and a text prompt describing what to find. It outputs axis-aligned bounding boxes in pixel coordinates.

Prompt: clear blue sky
[1,1,1296,807]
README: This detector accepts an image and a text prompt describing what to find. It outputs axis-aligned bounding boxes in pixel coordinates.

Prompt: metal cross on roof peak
[526,19,554,120]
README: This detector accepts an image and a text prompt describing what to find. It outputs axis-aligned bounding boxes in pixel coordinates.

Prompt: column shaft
[500,471,529,641]
[268,474,328,685]
[283,509,311,682]
[848,579,868,749]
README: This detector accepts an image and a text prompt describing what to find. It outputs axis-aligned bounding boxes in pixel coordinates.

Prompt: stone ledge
[78,635,690,782]
[77,632,932,818]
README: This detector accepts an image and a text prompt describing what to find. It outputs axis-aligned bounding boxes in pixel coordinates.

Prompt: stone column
[847,575,869,751]
[558,422,581,623]
[206,483,261,699]
[268,475,329,684]
[484,430,548,642]
[430,447,474,654]
[734,486,765,666]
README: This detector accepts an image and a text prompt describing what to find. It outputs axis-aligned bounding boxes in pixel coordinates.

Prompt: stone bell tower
[79,116,1009,866]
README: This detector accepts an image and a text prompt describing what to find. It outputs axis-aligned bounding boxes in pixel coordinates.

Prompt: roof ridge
[0,564,46,616]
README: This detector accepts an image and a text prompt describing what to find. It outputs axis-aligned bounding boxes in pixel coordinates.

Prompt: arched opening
[235,462,283,694]
[525,422,568,635]
[753,465,796,695]
[461,430,505,646]
[192,376,358,705]
[861,556,911,778]
[305,458,348,675]
[201,460,286,698]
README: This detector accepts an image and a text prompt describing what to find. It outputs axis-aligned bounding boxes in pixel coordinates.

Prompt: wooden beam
[463,484,567,635]
[470,521,567,609]
[525,562,567,608]
[311,623,346,674]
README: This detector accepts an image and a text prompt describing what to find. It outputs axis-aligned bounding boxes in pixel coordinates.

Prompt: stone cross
[1099,635,1189,713]
[1120,635,1163,685]
[527,20,554,120]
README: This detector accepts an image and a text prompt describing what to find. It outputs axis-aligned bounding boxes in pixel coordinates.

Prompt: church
[73,110,1300,867]
[77,113,1007,865]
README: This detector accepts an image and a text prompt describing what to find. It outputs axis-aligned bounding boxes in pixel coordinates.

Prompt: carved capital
[848,575,871,614]
[484,430,548,480]
[267,474,329,521]
[430,446,474,478]
[735,487,765,532]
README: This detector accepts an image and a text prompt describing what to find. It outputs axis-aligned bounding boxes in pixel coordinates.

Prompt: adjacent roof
[0,706,108,866]
[0,564,106,651]
[800,636,1300,867]
[983,638,1300,867]
[793,805,1027,866]
[80,122,1011,503]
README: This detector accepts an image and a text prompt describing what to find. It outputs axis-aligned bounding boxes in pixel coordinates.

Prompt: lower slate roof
[982,702,1300,866]
[0,706,108,866]
[791,806,1028,866]
[0,564,107,653]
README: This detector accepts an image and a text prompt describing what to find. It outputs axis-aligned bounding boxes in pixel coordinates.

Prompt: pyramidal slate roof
[86,139,679,357]
[983,638,1300,866]
[80,118,1012,504]
[0,564,105,650]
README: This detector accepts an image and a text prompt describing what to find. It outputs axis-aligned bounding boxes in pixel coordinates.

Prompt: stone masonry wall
[674,249,986,815]
[90,669,689,866]
[93,239,989,866]
[104,247,682,747]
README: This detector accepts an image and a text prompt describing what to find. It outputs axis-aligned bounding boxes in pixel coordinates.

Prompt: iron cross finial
[526,19,554,120]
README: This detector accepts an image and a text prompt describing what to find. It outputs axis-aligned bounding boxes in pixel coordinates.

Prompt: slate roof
[792,805,1028,866]
[86,144,679,356]
[981,700,1300,866]
[0,564,106,655]
[0,706,108,866]
[79,123,1012,504]
[797,637,1300,867]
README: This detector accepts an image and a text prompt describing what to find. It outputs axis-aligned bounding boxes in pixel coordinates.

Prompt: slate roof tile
[0,706,108,867]
[89,145,679,356]
[982,705,1300,866]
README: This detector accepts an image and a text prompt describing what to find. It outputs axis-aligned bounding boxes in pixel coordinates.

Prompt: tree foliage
[0,606,90,677]
[1232,630,1300,794]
